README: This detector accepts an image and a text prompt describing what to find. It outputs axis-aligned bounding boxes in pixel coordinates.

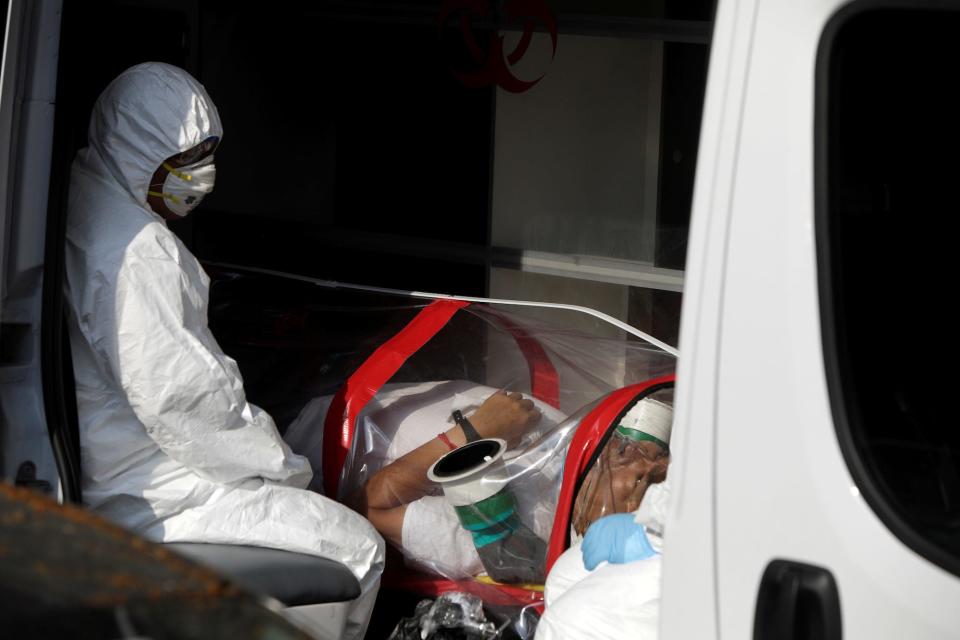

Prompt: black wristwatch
[452,410,482,443]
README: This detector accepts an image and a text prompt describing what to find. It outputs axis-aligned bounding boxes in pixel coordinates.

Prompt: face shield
[571,391,673,539]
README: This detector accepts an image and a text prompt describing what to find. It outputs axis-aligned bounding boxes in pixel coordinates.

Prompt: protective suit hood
[87,62,222,208]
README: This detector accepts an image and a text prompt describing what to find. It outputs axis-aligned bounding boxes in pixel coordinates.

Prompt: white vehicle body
[664,0,960,637]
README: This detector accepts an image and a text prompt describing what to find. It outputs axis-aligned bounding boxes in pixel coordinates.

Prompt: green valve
[453,489,519,548]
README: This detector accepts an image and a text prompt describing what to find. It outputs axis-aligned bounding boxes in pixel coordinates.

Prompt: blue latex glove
[581,513,658,570]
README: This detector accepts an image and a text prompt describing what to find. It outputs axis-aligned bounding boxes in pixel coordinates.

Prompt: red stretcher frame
[322,299,675,606]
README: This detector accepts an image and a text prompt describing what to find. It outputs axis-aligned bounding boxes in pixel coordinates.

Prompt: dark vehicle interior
[40,1,712,635]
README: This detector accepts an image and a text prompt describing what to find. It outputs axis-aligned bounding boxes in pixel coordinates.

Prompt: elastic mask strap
[162,162,193,182]
[146,190,183,205]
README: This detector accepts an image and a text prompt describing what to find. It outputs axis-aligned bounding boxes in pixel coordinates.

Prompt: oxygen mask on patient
[572,394,673,538]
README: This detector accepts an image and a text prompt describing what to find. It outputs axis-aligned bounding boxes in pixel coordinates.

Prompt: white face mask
[148,156,216,217]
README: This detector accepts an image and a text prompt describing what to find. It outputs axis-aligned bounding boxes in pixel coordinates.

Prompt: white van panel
[714,0,960,638]
[660,0,760,638]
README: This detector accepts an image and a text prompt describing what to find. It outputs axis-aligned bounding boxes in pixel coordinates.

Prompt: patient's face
[572,437,669,536]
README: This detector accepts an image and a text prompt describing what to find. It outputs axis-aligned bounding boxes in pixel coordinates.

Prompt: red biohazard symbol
[438,0,558,94]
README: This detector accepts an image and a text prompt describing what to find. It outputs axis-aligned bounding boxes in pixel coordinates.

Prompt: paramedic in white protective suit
[535,480,670,640]
[534,405,673,640]
[63,62,384,638]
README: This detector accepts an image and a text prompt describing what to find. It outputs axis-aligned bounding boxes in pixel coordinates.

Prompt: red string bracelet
[436,432,457,450]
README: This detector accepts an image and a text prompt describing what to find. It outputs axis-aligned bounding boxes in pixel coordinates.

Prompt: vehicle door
[0,0,64,497]
[665,0,960,637]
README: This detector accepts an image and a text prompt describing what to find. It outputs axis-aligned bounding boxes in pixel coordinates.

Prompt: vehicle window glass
[820,6,960,575]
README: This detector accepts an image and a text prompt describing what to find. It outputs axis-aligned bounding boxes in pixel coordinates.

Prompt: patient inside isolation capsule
[285,380,674,584]
[571,391,672,539]
[356,388,548,583]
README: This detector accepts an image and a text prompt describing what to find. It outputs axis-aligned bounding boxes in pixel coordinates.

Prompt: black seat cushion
[166,543,360,606]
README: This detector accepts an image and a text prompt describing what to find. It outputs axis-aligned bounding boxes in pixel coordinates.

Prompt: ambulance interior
[44,1,714,636]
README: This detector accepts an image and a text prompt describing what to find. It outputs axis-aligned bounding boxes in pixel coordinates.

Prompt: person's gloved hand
[581,513,657,570]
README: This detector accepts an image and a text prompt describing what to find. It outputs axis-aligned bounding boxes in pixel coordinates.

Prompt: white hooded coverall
[63,62,383,637]
[534,480,671,640]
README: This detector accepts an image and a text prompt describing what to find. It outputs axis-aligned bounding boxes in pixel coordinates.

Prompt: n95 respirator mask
[148,156,216,217]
